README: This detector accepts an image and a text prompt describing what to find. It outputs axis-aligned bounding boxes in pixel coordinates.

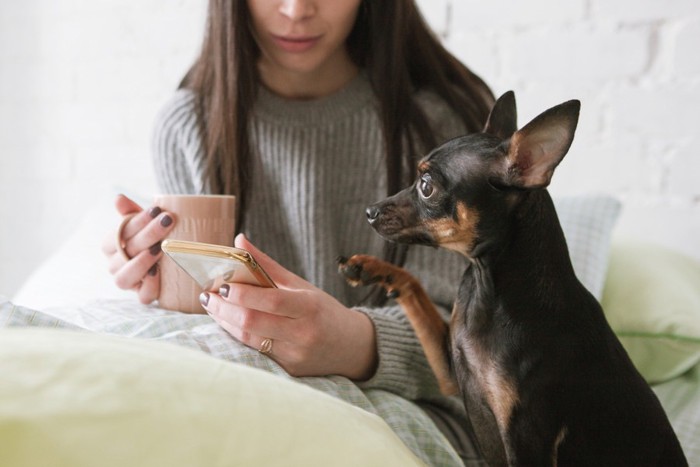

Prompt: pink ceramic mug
[154,194,236,314]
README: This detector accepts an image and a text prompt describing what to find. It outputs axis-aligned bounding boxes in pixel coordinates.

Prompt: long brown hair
[181,0,494,280]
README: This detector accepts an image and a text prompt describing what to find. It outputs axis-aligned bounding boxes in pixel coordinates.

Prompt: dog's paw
[336,254,402,298]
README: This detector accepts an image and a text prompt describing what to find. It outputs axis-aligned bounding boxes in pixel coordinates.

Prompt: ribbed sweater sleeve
[356,304,446,398]
[151,75,469,406]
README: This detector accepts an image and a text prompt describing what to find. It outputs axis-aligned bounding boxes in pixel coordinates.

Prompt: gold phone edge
[161,239,253,265]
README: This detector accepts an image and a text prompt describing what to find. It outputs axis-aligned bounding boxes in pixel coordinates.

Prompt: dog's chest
[450,300,519,437]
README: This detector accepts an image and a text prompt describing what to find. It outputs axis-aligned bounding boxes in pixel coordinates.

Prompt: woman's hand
[201,234,378,381]
[101,194,176,304]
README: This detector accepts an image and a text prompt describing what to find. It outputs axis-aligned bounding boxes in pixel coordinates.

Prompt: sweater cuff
[354,305,442,400]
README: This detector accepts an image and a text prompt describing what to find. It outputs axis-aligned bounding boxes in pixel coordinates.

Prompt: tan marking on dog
[418,161,431,173]
[552,426,568,467]
[482,362,519,434]
[465,337,520,435]
[426,202,479,255]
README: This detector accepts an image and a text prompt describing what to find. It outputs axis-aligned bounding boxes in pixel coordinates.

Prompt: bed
[1,194,699,466]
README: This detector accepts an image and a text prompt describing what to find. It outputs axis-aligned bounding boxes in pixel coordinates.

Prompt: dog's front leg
[338,254,458,396]
[503,412,565,467]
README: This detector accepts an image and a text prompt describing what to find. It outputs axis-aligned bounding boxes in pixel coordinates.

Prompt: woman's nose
[279,0,316,21]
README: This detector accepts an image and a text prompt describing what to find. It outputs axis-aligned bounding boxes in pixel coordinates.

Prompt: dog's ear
[499,99,580,189]
[483,91,517,140]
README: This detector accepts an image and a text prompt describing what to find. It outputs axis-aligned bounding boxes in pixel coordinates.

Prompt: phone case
[161,239,276,291]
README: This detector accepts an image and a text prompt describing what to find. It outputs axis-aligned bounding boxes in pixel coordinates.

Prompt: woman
[104,0,494,463]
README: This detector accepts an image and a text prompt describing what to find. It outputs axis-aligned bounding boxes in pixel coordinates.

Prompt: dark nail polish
[219,284,230,298]
[160,215,173,227]
[148,206,162,218]
[149,242,161,255]
[147,264,158,276]
[199,292,210,307]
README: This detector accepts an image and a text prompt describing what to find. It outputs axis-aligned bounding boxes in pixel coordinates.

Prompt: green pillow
[0,328,423,467]
[601,238,700,384]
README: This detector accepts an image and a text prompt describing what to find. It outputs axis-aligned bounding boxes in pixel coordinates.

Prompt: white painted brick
[608,84,700,138]
[502,24,650,83]
[666,136,700,198]
[0,144,73,183]
[0,102,39,147]
[122,101,165,144]
[494,81,612,132]
[444,30,501,87]
[415,0,450,38]
[451,0,586,29]
[72,59,163,101]
[551,134,652,197]
[20,3,204,63]
[592,0,699,23]
[0,14,39,61]
[0,59,60,104]
[72,143,154,187]
[675,19,700,77]
[39,99,128,145]
[0,1,39,21]
[638,139,680,195]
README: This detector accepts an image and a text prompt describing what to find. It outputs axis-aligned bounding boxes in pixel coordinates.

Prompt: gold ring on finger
[258,338,273,356]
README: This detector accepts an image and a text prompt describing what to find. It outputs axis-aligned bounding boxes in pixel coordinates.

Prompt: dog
[338,92,687,466]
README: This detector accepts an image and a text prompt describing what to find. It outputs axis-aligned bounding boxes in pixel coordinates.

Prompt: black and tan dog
[338,92,687,466]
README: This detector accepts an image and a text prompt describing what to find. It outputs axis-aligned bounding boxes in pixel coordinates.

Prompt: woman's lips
[271,34,321,53]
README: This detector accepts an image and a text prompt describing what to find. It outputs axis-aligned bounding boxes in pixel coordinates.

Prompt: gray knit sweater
[152,72,470,415]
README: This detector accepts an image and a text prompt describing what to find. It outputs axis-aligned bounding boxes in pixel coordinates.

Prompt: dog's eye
[418,174,434,199]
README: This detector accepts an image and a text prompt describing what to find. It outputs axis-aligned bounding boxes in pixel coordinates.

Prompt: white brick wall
[1,0,699,297]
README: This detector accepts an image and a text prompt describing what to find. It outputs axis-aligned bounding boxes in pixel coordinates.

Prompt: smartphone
[160,239,276,292]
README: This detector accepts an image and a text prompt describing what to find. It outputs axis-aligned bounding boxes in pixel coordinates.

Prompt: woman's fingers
[234,234,307,289]
[121,210,175,259]
[114,193,142,214]
[217,282,308,319]
[99,194,169,305]
[102,194,176,259]
[136,265,161,304]
[112,249,162,290]
[203,287,375,379]
[211,310,290,357]
[205,292,290,341]
[102,194,145,255]
[103,209,175,276]
[203,292,304,365]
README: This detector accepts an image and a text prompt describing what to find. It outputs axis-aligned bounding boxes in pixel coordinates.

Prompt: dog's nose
[366,206,380,224]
